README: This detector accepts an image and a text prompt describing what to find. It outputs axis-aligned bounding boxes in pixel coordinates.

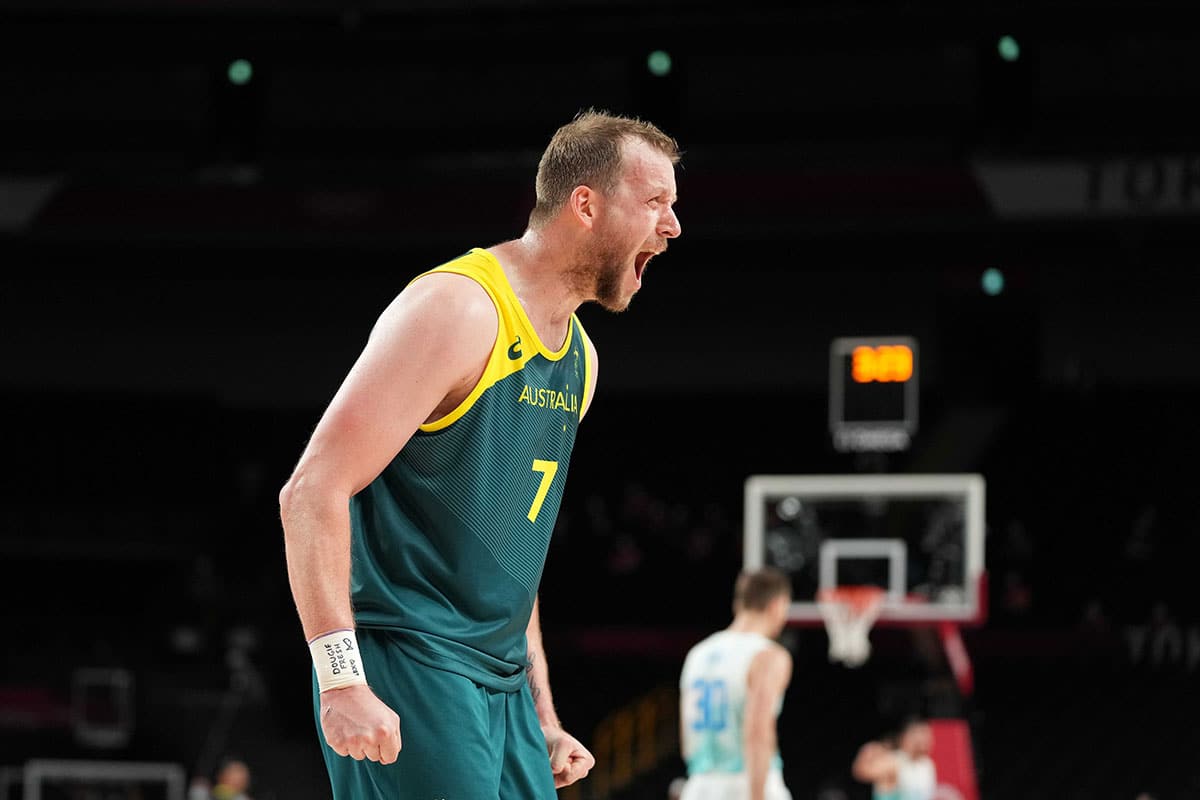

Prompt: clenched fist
[543,725,595,788]
[320,684,402,764]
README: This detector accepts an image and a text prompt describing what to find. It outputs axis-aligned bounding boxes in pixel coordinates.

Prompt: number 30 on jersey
[688,679,728,731]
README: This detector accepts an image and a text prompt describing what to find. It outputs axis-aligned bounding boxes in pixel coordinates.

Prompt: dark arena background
[3,1,1200,798]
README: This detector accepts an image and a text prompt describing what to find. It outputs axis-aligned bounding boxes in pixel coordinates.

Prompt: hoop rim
[816,585,884,667]
[816,585,887,613]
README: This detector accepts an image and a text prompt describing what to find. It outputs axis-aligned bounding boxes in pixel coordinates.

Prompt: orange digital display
[851,345,914,383]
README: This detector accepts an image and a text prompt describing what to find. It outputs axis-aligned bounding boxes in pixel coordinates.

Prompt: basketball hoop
[817,586,886,667]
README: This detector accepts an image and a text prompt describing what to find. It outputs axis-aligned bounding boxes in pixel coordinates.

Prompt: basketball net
[816,586,886,667]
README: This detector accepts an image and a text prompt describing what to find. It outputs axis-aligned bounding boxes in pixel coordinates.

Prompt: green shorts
[313,627,557,800]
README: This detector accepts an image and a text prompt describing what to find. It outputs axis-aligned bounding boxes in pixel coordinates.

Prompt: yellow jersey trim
[414,248,579,433]
[472,248,575,360]
[578,321,595,420]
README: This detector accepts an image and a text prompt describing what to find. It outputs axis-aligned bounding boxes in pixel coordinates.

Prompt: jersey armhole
[415,268,503,433]
[576,316,597,421]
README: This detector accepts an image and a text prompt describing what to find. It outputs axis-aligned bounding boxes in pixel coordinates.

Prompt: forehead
[617,137,677,194]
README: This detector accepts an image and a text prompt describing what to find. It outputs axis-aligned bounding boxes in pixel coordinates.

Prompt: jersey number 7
[527,459,559,523]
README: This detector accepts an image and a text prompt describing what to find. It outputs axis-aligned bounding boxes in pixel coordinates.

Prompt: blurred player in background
[187,757,254,800]
[852,717,936,800]
[678,567,794,800]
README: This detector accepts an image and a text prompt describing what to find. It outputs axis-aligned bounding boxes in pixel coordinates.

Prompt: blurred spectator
[188,555,223,607]
[1124,505,1158,562]
[1001,570,1034,617]
[852,718,936,800]
[619,481,667,533]
[607,532,644,575]
[1000,519,1034,562]
[189,757,254,800]
[1147,603,1183,668]
[1079,598,1111,635]
[226,625,267,699]
[684,501,726,563]
[989,518,1036,624]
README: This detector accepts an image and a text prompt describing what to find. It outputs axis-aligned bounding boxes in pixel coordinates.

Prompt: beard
[569,232,634,312]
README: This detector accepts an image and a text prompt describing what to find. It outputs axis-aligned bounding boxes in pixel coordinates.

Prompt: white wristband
[308,629,368,693]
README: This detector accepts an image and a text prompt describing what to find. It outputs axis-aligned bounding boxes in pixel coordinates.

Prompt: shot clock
[829,336,918,452]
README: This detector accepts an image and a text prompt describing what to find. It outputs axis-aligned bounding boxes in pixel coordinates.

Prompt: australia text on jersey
[517,384,579,415]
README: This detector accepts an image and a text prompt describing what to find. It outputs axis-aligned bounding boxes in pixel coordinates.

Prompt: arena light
[997,35,1020,62]
[981,267,1005,296]
[647,50,673,77]
[227,59,253,86]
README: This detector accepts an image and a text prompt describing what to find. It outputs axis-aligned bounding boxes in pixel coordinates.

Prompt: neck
[726,611,778,638]
[490,228,587,345]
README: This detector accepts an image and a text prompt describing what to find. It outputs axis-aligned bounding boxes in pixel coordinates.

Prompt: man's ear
[568,185,598,230]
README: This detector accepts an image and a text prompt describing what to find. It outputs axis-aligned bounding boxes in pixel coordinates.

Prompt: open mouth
[634,251,655,281]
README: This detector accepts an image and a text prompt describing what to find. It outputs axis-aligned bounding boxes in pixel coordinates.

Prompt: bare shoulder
[766,641,793,681]
[286,270,499,497]
[375,271,496,340]
[361,271,498,378]
[578,321,600,419]
[763,640,792,669]
[748,641,793,689]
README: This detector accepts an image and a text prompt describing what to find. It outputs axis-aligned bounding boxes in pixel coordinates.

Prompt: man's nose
[659,207,681,239]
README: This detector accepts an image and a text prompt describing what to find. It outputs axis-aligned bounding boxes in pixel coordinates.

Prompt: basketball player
[678,568,795,800]
[851,717,936,800]
[279,109,682,799]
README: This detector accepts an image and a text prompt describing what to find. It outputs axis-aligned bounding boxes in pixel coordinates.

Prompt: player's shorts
[679,770,792,800]
[313,627,557,800]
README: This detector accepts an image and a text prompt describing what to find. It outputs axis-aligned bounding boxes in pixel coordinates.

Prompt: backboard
[743,474,986,625]
[22,760,185,800]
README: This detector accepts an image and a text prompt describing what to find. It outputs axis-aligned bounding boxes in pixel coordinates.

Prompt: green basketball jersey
[349,248,593,691]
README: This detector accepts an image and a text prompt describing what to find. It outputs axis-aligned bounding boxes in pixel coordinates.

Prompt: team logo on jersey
[508,336,523,360]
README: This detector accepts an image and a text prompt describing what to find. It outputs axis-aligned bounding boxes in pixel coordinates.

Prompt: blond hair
[528,108,680,229]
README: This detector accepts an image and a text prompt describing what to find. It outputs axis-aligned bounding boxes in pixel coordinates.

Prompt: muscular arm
[743,644,792,800]
[278,274,496,762]
[526,596,596,787]
[280,273,496,638]
[525,596,560,728]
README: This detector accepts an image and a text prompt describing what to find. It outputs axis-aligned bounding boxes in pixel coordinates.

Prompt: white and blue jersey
[873,753,936,800]
[679,631,784,776]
